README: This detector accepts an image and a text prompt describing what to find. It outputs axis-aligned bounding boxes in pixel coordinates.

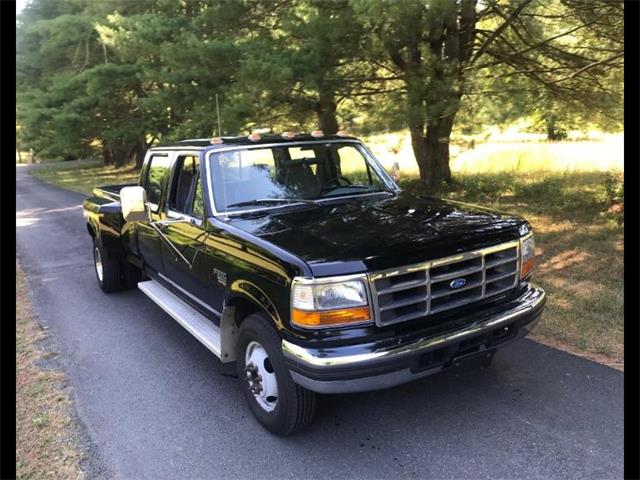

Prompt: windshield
[207,142,395,212]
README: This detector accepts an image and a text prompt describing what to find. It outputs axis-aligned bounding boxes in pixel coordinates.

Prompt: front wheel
[236,313,317,436]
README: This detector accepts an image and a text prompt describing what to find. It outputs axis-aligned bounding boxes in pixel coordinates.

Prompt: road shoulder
[16,259,103,479]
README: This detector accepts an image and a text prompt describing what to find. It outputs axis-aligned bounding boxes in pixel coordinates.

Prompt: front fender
[225,280,283,330]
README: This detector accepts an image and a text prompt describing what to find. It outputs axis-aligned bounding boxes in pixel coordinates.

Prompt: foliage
[17,0,623,176]
[455,0,624,140]
[599,173,624,205]
[596,172,624,225]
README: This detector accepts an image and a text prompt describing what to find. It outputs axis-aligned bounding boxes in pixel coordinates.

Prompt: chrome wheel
[244,340,278,412]
[94,246,104,283]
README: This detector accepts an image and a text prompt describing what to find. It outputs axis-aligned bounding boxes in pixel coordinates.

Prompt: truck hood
[225,191,526,274]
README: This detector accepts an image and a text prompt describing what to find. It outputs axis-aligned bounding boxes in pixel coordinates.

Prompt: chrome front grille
[369,241,520,326]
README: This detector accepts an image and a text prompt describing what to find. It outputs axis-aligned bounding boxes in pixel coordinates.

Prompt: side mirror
[120,186,150,222]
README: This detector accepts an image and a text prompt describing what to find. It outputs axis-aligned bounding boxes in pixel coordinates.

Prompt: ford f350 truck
[83,132,546,435]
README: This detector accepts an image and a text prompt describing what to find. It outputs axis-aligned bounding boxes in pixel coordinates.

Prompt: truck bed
[93,183,136,202]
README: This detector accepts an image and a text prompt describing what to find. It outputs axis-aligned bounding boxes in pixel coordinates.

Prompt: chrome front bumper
[282,283,546,394]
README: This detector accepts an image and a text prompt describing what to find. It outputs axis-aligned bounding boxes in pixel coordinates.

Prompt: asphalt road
[16,165,623,480]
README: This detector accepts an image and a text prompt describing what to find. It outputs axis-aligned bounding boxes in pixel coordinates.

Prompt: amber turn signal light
[521,256,535,279]
[292,306,371,327]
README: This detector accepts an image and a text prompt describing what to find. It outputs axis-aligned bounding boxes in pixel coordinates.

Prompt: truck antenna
[215,94,222,137]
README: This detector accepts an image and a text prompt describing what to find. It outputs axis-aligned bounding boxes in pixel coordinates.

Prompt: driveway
[16,165,623,479]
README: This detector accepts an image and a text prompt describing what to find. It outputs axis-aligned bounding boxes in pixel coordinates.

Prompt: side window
[143,154,171,207]
[169,155,200,214]
[335,146,384,187]
[191,177,205,219]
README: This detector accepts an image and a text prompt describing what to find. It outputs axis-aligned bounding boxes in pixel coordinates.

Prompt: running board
[138,279,222,358]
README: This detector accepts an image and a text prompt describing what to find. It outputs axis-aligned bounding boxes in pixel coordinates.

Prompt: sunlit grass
[363,130,623,175]
[31,159,139,195]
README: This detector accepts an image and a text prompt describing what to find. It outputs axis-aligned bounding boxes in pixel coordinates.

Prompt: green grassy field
[31,159,140,195]
[400,170,623,367]
[363,131,623,174]
[28,133,624,367]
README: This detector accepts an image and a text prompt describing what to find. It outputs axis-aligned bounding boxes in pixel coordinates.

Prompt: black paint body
[83,135,534,354]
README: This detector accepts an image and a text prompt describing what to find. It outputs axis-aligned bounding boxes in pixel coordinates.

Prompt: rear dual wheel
[93,239,142,293]
[236,313,317,436]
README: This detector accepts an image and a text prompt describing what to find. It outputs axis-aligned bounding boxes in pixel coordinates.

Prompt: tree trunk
[112,144,128,168]
[129,137,147,170]
[408,113,455,188]
[424,114,454,185]
[103,139,128,167]
[102,142,114,165]
[545,115,567,141]
[315,89,339,134]
[408,122,429,183]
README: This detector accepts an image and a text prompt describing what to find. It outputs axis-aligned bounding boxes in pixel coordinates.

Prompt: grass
[31,158,139,196]
[16,260,85,479]
[399,170,624,367]
[364,131,623,174]
[27,132,624,367]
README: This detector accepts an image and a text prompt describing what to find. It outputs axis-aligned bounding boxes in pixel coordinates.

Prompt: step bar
[138,279,222,358]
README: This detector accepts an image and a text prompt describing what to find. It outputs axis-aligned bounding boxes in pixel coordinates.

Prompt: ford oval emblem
[450,278,467,289]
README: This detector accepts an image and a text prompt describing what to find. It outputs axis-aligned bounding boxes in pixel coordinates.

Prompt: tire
[236,313,317,436]
[93,239,122,293]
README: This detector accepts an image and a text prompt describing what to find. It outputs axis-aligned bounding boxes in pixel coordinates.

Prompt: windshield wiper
[226,198,316,209]
[319,185,394,197]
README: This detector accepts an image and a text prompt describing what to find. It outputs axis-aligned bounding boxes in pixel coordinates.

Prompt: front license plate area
[450,348,496,377]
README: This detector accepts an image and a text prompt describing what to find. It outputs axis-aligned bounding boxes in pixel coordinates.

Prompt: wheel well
[86,222,96,238]
[226,296,262,327]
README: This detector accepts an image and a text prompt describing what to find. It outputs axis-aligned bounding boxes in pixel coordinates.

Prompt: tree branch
[467,22,591,71]
[469,0,534,65]
[548,51,624,84]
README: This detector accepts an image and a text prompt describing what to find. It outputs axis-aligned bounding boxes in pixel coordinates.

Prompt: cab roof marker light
[336,130,349,137]
[282,131,296,140]
[248,132,262,142]
[310,130,325,138]
[210,137,224,144]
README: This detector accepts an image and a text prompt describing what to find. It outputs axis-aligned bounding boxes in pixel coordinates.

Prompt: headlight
[291,276,372,328]
[520,233,536,279]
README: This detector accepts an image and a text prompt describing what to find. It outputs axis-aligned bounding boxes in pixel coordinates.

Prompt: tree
[271,0,375,134]
[17,0,157,166]
[16,0,623,174]
[352,0,623,187]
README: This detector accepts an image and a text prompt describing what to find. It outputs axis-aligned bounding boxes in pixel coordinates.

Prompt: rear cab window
[142,153,172,211]
[167,153,206,220]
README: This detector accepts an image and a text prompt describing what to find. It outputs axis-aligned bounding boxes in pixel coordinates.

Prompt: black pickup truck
[83,132,546,435]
